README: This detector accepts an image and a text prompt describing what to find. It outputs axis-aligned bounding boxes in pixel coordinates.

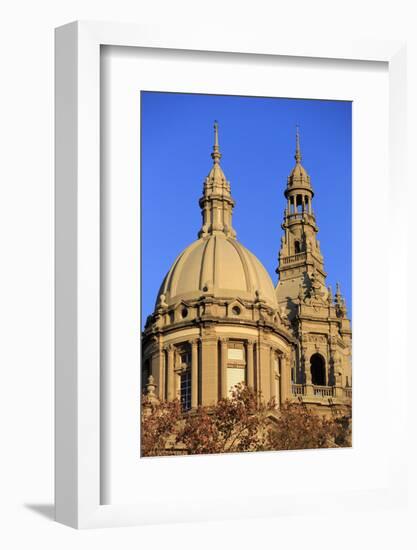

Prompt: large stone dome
[157,233,278,308]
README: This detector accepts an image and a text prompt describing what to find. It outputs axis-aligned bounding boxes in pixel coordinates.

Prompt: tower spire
[211,120,221,164]
[198,121,236,239]
[295,125,302,164]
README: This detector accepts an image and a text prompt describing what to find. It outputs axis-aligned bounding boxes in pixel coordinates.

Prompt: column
[246,340,255,389]
[328,350,335,387]
[303,349,314,397]
[270,349,277,405]
[166,344,175,401]
[200,334,218,405]
[191,339,199,409]
[174,350,181,400]
[333,355,344,398]
[151,349,164,400]
[325,352,330,387]
[258,340,271,402]
[280,354,291,404]
[220,338,228,399]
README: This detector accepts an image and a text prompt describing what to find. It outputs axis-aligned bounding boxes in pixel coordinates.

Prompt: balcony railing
[292,384,304,395]
[313,385,334,397]
[287,212,316,222]
[281,252,307,265]
[291,384,352,401]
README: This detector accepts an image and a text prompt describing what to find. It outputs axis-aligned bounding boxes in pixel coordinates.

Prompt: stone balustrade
[313,385,334,397]
[291,384,352,403]
[281,252,307,265]
[291,384,305,395]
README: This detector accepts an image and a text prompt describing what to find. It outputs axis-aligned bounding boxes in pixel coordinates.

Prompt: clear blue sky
[141,92,352,326]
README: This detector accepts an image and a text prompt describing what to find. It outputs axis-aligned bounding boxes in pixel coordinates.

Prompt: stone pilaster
[200,333,218,405]
[246,339,255,390]
[150,339,165,400]
[174,350,182,400]
[258,339,271,402]
[280,354,291,404]
[270,349,277,405]
[302,347,314,397]
[220,338,228,399]
[328,345,336,387]
[166,344,175,401]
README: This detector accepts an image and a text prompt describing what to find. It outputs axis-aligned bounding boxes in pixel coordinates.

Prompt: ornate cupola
[198,122,237,239]
[286,126,314,196]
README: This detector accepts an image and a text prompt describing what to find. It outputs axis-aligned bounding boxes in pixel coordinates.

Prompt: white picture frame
[55,21,407,529]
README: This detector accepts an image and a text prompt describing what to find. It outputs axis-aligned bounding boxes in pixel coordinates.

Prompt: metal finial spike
[295,125,302,163]
[211,120,221,163]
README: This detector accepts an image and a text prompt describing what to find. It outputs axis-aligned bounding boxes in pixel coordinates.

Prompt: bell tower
[276,127,328,319]
[275,128,352,408]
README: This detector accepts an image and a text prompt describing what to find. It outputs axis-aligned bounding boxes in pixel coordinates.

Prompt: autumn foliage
[141,383,351,457]
[267,400,351,450]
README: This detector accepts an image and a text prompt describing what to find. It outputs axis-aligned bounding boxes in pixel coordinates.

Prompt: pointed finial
[295,125,302,164]
[336,282,341,295]
[327,285,333,305]
[211,120,221,163]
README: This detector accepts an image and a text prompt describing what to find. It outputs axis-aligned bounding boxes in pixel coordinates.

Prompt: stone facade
[142,123,352,413]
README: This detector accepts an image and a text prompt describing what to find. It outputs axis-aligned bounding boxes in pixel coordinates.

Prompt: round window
[232,306,241,316]
[181,308,188,318]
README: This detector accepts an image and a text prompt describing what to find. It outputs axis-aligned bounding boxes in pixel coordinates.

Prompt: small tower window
[294,240,301,254]
[232,305,241,316]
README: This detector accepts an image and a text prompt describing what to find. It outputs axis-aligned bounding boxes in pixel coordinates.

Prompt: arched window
[294,240,301,254]
[310,353,326,386]
[296,194,303,213]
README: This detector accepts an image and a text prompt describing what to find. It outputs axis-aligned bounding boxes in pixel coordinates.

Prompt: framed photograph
[55,21,407,528]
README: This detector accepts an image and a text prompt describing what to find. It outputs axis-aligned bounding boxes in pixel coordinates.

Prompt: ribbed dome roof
[285,126,313,194]
[290,162,309,179]
[156,233,277,308]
